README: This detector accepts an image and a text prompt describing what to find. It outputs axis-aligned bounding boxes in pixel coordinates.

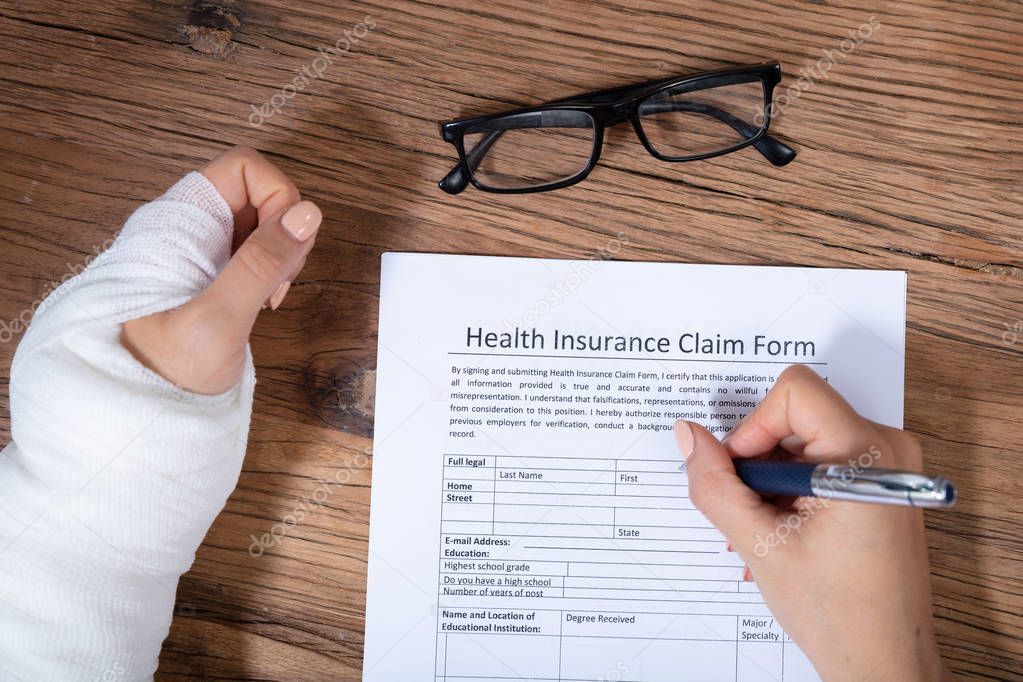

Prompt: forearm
[0,173,253,680]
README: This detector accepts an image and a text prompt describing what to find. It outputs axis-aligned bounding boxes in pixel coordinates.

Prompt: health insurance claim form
[363,253,905,682]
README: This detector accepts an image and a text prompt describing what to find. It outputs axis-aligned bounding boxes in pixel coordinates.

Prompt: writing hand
[675,365,948,681]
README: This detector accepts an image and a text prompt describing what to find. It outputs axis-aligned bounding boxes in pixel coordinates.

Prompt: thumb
[674,420,778,556]
[202,199,322,341]
[120,199,323,395]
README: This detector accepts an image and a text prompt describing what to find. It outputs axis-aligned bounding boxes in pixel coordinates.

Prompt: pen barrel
[734,460,957,508]
[733,460,815,497]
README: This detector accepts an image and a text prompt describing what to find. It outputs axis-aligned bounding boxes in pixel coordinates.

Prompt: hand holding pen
[673,365,951,682]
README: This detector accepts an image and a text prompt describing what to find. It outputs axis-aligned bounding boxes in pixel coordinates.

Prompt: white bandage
[0,172,255,680]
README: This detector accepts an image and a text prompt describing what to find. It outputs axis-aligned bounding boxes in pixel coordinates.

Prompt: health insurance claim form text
[363,253,905,682]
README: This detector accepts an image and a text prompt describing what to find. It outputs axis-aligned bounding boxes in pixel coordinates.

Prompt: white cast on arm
[0,172,254,680]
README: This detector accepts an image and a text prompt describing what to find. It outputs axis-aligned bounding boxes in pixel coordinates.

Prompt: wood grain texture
[0,0,1020,679]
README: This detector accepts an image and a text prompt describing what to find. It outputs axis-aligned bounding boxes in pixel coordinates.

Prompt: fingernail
[269,280,291,310]
[281,201,322,241]
[743,566,753,582]
[726,543,734,552]
[674,420,695,461]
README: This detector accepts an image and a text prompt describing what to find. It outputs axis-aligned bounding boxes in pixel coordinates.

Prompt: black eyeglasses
[438,62,795,194]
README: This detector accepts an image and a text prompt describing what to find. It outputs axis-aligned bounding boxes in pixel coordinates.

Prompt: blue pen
[732,459,956,508]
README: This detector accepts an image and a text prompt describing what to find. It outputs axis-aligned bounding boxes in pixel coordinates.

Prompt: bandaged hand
[0,146,322,679]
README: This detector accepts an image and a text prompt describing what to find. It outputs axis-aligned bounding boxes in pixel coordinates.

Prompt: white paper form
[363,253,906,682]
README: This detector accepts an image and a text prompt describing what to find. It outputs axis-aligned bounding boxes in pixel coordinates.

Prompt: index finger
[201,145,301,231]
[725,364,884,462]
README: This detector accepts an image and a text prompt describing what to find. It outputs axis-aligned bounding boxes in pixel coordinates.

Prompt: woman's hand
[674,365,948,681]
[122,145,322,394]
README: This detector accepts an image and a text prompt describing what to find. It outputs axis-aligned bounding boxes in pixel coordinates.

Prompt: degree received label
[364,254,905,681]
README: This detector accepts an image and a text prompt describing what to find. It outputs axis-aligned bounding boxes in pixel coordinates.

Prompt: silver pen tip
[943,482,956,506]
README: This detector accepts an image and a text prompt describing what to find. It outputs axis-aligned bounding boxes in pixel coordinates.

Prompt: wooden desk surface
[0,1,1020,679]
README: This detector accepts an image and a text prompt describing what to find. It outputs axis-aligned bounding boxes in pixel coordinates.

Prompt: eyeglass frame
[438,61,795,195]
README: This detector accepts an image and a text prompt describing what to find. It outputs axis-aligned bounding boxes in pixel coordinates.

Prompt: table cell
[737,641,784,681]
[443,455,496,469]
[564,587,765,605]
[612,537,723,554]
[436,633,446,676]
[557,635,648,681]
[442,573,563,592]
[443,478,495,493]
[494,504,614,526]
[442,490,493,505]
[614,470,687,486]
[738,616,783,642]
[492,521,602,539]
[496,467,616,485]
[566,576,740,596]
[442,633,560,679]
[614,459,687,474]
[511,540,727,567]
[442,468,494,482]
[561,611,735,640]
[501,574,563,591]
[612,524,724,543]
[439,607,561,634]
[612,483,691,499]
[495,455,617,473]
[441,504,493,523]
[495,479,616,495]
[615,507,709,528]
[440,559,567,576]
[560,637,737,682]
[494,491,692,509]
[569,562,744,583]
[441,520,492,534]
[783,643,817,678]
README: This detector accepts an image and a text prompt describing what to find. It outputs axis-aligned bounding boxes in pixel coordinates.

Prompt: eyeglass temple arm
[640,100,795,166]
[439,130,501,194]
